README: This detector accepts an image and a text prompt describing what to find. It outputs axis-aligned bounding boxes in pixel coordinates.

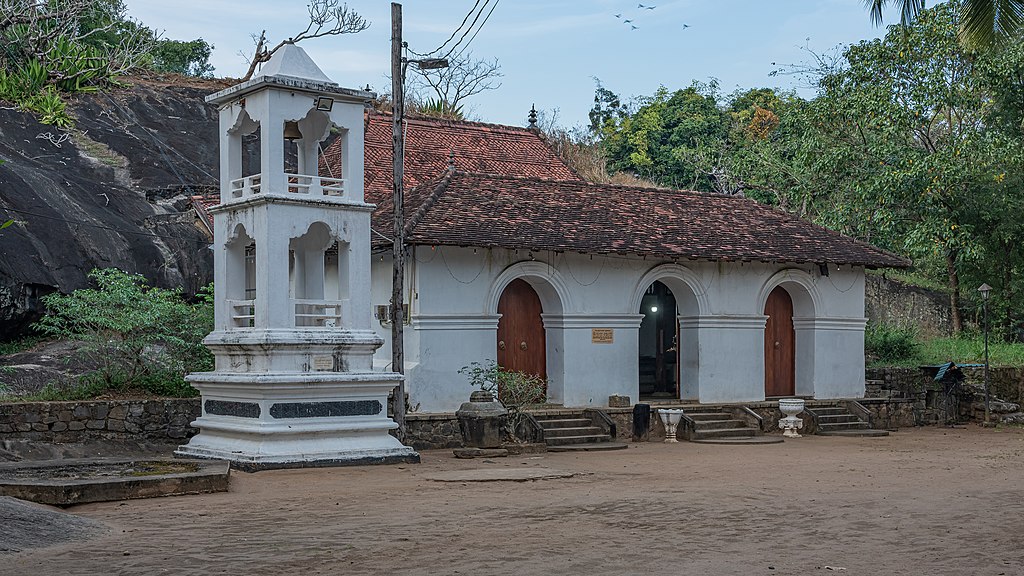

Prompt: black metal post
[983,296,990,425]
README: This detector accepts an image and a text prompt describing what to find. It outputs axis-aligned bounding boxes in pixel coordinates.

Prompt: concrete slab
[690,436,785,445]
[423,467,582,482]
[817,429,890,437]
[546,442,629,452]
[0,458,230,506]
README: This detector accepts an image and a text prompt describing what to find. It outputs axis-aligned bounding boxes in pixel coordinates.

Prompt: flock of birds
[613,3,690,31]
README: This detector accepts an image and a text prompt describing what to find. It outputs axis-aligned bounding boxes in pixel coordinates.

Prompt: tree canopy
[589,2,1024,340]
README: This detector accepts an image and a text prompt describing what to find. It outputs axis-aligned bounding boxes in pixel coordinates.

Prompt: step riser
[819,423,870,430]
[693,420,748,431]
[537,419,592,429]
[546,435,611,446]
[692,428,758,439]
[543,427,604,438]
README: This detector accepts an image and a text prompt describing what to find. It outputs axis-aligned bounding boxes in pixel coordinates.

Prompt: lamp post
[977,283,992,426]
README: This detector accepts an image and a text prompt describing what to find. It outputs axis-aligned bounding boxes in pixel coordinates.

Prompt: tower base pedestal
[176,371,419,471]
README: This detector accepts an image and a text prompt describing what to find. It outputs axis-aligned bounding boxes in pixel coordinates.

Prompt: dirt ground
[7,426,1024,576]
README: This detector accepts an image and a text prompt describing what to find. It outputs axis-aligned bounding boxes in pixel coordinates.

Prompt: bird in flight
[614,13,622,17]
[681,23,690,29]
[639,3,656,8]
[624,18,633,23]
[631,25,638,29]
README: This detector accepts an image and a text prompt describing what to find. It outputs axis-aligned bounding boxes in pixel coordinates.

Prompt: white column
[793,317,868,399]
[686,315,768,404]
[543,314,645,407]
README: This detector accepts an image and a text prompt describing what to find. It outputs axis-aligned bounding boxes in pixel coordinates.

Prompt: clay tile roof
[372,171,910,269]
[320,110,581,206]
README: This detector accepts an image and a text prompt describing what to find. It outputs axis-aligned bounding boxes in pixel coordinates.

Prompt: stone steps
[806,404,888,437]
[678,409,761,441]
[533,412,617,449]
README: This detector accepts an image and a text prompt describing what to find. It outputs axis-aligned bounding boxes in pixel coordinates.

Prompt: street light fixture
[978,283,992,426]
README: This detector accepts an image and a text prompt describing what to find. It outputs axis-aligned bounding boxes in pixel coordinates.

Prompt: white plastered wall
[369,247,868,413]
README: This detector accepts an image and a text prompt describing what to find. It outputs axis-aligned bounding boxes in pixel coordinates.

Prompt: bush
[865,323,920,363]
[459,360,547,437]
[33,268,212,397]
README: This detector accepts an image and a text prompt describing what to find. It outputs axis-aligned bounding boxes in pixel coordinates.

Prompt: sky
[123,0,901,128]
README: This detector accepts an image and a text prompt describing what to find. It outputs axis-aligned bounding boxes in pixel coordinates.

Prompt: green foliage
[459,361,547,435]
[150,38,214,77]
[0,335,44,356]
[865,324,920,363]
[33,268,212,397]
[418,98,464,120]
[868,333,1024,368]
[0,0,215,126]
[590,2,1024,341]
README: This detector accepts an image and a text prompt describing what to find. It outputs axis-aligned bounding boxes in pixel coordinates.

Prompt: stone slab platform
[0,458,230,506]
[423,467,583,482]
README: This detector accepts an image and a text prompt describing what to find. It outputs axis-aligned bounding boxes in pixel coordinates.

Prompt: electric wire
[407,0,483,57]
[452,0,500,61]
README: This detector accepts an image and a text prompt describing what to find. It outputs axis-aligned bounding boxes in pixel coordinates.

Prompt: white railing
[285,173,346,198]
[228,173,345,200]
[294,299,347,327]
[227,299,255,327]
[230,174,262,198]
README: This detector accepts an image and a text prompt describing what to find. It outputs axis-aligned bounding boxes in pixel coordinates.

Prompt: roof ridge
[368,109,538,135]
[404,170,455,236]
[454,170,749,199]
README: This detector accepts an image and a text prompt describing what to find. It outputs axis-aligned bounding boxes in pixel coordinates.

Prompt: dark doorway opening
[639,281,678,399]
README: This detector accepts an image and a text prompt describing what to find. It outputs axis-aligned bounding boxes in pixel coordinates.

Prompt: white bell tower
[176,44,418,469]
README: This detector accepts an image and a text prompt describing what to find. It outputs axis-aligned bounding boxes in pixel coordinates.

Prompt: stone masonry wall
[865,275,951,337]
[0,399,200,443]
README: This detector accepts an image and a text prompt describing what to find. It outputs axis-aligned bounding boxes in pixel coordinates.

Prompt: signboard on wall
[591,328,614,344]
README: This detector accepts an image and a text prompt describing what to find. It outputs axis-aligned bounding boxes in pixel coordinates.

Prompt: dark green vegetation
[588,3,1024,343]
[865,323,1024,367]
[19,268,213,400]
[0,0,213,126]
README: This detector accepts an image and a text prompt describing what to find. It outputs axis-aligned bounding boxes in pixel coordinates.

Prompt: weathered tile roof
[320,110,581,205]
[372,171,909,269]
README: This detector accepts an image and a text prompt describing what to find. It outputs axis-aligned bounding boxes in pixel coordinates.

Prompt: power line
[407,0,483,57]
[452,0,500,61]
[439,0,494,61]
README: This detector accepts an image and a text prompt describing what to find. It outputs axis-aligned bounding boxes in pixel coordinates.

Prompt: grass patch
[866,269,949,293]
[0,335,45,355]
[868,334,1024,368]
[10,370,198,402]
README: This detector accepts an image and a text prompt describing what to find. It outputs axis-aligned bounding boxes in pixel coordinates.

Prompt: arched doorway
[497,279,546,379]
[764,286,795,397]
[638,281,678,399]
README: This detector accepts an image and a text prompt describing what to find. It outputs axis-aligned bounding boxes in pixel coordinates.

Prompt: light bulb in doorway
[650,306,658,313]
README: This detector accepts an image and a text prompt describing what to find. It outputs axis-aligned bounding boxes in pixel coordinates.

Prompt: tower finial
[448,150,456,172]
[528,104,538,130]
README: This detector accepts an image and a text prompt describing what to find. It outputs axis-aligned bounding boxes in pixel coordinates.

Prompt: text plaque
[591,328,614,344]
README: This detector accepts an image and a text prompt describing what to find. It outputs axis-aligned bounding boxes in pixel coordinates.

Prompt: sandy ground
[6,425,1024,576]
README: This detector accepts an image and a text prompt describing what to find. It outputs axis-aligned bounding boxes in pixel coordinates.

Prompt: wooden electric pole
[390,2,407,439]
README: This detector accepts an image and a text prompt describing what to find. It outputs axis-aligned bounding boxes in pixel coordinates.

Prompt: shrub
[33,268,212,397]
[865,323,920,363]
[459,360,547,437]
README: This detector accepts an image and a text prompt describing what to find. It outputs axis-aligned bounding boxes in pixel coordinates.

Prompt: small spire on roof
[528,104,538,130]
[448,150,456,172]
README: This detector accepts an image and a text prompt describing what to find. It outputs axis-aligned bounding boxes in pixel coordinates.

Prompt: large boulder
[0,77,226,338]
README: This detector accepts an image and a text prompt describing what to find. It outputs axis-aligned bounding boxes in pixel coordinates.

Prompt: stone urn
[778,398,805,438]
[455,390,509,448]
[658,408,686,443]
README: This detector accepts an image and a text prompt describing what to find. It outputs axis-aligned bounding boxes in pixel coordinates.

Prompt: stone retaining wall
[402,413,463,450]
[0,399,200,443]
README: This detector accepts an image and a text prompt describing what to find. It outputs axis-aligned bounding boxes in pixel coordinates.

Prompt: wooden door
[497,279,546,379]
[764,286,795,397]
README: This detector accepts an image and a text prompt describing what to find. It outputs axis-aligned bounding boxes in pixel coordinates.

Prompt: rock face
[0,77,226,338]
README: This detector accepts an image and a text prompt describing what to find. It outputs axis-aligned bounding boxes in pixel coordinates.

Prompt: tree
[241,0,368,81]
[866,0,1024,47]
[151,38,214,77]
[409,53,501,119]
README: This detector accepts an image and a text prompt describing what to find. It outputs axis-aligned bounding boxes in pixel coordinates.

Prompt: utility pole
[390,1,407,439]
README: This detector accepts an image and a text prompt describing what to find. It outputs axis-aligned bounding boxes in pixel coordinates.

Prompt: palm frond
[960,0,1024,47]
